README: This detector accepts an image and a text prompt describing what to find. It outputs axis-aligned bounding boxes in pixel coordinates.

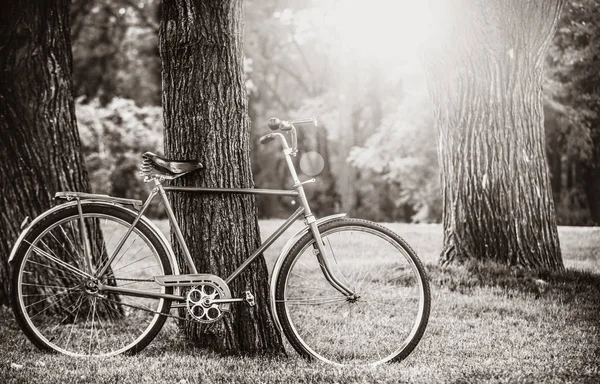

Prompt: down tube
[225,206,305,284]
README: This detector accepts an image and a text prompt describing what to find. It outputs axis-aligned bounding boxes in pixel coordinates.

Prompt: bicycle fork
[283,149,356,298]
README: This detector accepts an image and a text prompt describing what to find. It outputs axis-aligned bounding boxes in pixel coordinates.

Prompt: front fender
[269,213,346,334]
[8,200,180,277]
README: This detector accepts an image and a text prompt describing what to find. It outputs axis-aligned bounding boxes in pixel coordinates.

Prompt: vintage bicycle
[9,117,431,366]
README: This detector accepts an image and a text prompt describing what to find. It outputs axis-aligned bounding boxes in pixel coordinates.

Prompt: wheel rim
[16,213,168,357]
[281,225,426,366]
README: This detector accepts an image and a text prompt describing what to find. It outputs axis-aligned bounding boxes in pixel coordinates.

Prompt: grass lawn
[1,222,599,383]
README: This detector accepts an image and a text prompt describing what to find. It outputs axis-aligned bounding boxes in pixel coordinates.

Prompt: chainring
[186,283,227,323]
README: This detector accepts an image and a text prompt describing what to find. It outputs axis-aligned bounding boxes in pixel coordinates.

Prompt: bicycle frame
[92,143,355,304]
[8,122,356,313]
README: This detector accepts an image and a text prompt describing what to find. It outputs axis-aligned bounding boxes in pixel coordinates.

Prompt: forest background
[72,0,600,225]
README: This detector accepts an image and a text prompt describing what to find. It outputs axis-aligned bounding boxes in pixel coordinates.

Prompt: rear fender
[8,199,180,277]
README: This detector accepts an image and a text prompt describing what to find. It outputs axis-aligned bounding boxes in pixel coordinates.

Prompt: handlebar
[259,134,276,144]
[260,116,318,156]
[268,116,318,131]
[259,132,286,145]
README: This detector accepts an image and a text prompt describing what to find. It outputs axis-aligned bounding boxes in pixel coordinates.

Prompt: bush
[76,98,165,218]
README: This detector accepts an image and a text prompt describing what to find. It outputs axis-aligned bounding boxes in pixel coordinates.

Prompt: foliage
[350,84,441,223]
[66,0,600,225]
[71,0,160,106]
[244,1,431,221]
[69,0,441,222]
[245,1,343,218]
[76,98,164,217]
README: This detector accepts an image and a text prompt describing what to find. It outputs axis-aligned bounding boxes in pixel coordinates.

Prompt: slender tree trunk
[336,36,357,214]
[424,0,564,270]
[0,1,91,305]
[159,0,283,354]
[583,117,600,225]
[583,166,600,225]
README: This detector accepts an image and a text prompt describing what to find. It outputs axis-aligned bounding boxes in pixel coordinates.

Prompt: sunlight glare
[325,0,432,64]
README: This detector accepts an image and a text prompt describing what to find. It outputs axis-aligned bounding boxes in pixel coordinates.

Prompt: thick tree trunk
[0,1,91,305]
[424,0,564,270]
[159,0,283,354]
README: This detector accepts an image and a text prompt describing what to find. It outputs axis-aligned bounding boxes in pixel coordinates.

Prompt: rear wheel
[11,203,173,357]
[275,219,430,366]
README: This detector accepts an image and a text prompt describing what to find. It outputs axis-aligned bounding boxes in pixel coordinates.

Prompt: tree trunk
[583,166,600,225]
[424,0,564,270]
[159,0,283,354]
[583,115,600,225]
[0,1,92,305]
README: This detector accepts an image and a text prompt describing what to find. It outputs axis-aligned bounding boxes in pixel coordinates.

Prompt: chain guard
[112,274,233,324]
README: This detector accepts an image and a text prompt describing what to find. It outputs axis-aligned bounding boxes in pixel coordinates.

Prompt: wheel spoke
[24,285,82,309]
[325,237,354,290]
[13,207,172,357]
[24,240,92,280]
[278,296,347,305]
[277,220,430,366]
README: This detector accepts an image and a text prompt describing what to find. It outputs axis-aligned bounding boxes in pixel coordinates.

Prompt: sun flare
[323,0,433,64]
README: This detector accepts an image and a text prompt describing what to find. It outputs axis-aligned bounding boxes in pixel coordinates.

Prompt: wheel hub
[346,293,361,303]
[84,279,99,294]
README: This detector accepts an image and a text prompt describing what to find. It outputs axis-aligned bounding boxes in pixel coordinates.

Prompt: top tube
[161,186,298,197]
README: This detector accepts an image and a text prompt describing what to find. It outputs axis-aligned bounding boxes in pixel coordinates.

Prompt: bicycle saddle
[141,152,203,175]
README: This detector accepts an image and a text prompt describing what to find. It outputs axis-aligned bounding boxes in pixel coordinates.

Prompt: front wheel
[275,219,431,366]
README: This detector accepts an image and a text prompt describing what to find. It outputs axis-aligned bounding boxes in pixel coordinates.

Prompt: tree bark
[0,1,91,305]
[424,0,564,270]
[159,0,283,354]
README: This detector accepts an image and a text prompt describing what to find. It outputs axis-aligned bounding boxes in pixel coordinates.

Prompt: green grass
[1,222,599,383]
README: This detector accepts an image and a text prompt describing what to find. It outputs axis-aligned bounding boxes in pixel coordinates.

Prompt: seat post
[154,178,198,274]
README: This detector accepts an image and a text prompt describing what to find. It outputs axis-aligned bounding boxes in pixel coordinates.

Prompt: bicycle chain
[113,277,155,283]
[98,278,234,324]
[97,278,195,323]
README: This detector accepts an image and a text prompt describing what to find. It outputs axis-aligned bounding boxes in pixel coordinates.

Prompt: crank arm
[210,298,244,304]
[209,291,255,306]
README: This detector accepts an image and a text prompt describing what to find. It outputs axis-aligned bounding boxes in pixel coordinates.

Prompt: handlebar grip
[268,118,281,131]
[259,134,276,144]
[279,121,293,131]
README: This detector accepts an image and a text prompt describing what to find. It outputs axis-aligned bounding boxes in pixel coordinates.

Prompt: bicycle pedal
[243,291,255,307]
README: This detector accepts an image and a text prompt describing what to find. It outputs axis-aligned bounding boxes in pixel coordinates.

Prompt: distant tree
[159,0,283,353]
[545,0,600,225]
[350,78,441,223]
[424,0,565,270]
[71,0,161,106]
[244,1,341,218]
[0,1,92,304]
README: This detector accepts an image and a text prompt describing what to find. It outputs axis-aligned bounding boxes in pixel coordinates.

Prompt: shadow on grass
[427,261,600,380]
[427,260,600,317]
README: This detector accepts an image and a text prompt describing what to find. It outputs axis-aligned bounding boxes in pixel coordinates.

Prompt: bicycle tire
[11,203,173,357]
[275,218,431,366]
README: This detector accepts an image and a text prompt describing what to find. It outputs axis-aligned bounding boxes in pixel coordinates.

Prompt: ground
[1,223,598,383]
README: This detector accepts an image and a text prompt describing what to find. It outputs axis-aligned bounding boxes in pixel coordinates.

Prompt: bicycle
[9,116,431,366]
